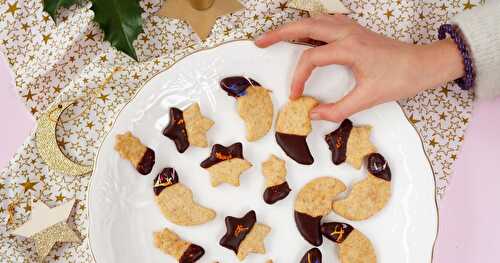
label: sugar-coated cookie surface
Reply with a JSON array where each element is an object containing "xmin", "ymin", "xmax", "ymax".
[
  {"xmin": 154, "ymin": 168, "xmax": 216, "ymax": 226},
  {"xmin": 333, "ymin": 153, "xmax": 391, "ymax": 221},
  {"xmin": 200, "ymin": 143, "xmax": 252, "ymax": 187},
  {"xmin": 262, "ymin": 155, "xmax": 291, "ymax": 204},
  {"xmin": 114, "ymin": 131, "xmax": 155, "ymax": 175},
  {"xmin": 220, "ymin": 76, "xmax": 273, "ymax": 141},
  {"xmin": 294, "ymin": 177, "xmax": 346, "ymax": 246},
  {"xmin": 153, "ymin": 228, "xmax": 205, "ymax": 263},
  {"xmin": 321, "ymin": 222, "xmax": 377, "ymax": 263}
]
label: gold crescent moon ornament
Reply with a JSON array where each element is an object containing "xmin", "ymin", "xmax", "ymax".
[{"xmin": 35, "ymin": 100, "xmax": 93, "ymax": 176}]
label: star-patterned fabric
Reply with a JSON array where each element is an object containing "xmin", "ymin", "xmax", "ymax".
[{"xmin": 0, "ymin": 0, "xmax": 483, "ymax": 261}]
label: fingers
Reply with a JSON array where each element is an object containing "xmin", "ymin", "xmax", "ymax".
[
  {"xmin": 290, "ymin": 44, "xmax": 353, "ymax": 99},
  {"xmin": 255, "ymin": 16, "xmax": 351, "ymax": 48},
  {"xmin": 310, "ymin": 87, "xmax": 371, "ymax": 122}
]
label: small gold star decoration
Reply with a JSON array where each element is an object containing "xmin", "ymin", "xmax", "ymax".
[
  {"xmin": 287, "ymin": 0, "xmax": 350, "ymax": 16},
  {"xmin": 157, "ymin": 0, "xmax": 244, "ymax": 40},
  {"xmin": 12, "ymin": 199, "xmax": 80, "ymax": 262}
]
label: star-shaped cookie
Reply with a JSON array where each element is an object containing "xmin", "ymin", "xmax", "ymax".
[
  {"xmin": 219, "ymin": 210, "xmax": 271, "ymax": 261},
  {"xmin": 12, "ymin": 200, "xmax": 80, "ymax": 261},
  {"xmin": 200, "ymin": 143, "xmax": 252, "ymax": 187},
  {"xmin": 163, "ymin": 103, "xmax": 214, "ymax": 153},
  {"xmin": 325, "ymin": 119, "xmax": 376, "ymax": 169}
]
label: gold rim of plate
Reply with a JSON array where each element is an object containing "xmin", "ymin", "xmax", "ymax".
[{"xmin": 85, "ymin": 39, "xmax": 439, "ymax": 263}]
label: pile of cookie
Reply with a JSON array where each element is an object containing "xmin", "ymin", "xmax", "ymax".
[{"xmin": 114, "ymin": 77, "xmax": 393, "ymax": 263}]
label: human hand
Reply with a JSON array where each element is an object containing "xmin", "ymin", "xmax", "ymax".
[{"xmin": 255, "ymin": 15, "xmax": 464, "ymax": 122}]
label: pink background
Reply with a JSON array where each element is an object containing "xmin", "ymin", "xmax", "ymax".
[{"xmin": 1, "ymin": 52, "xmax": 499, "ymax": 262}]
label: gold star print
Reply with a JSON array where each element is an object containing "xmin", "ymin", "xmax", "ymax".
[
  {"xmin": 100, "ymin": 55, "xmax": 107, "ymax": 62},
  {"xmin": 24, "ymin": 203, "xmax": 31, "ymax": 212},
  {"xmin": 463, "ymin": 0, "xmax": 476, "ymax": 10},
  {"xmin": 287, "ymin": 0, "xmax": 350, "ymax": 16},
  {"xmin": 55, "ymin": 193, "xmax": 65, "ymax": 202},
  {"xmin": 439, "ymin": 112, "xmax": 447, "ymax": 120},
  {"xmin": 279, "ymin": 2, "xmax": 287, "ymax": 11},
  {"xmin": 462, "ymin": 117, "xmax": 469, "ymax": 125},
  {"xmin": 53, "ymin": 85, "xmax": 61, "ymax": 93},
  {"xmin": 20, "ymin": 178, "xmax": 37, "ymax": 192},
  {"xmin": 86, "ymin": 122, "xmax": 94, "ymax": 129},
  {"xmin": 30, "ymin": 107, "xmax": 38, "ymax": 114},
  {"xmin": 12, "ymin": 200, "xmax": 80, "ymax": 262},
  {"xmin": 429, "ymin": 138, "xmax": 438, "ymax": 147},
  {"xmin": 408, "ymin": 114, "xmax": 420, "ymax": 124},
  {"xmin": 42, "ymin": 34, "xmax": 51, "ymax": 44},
  {"xmin": 0, "ymin": 183, "xmax": 3, "ymax": 190},
  {"xmin": 440, "ymin": 4, "xmax": 448, "ymax": 11},
  {"xmin": 86, "ymin": 32, "xmax": 96, "ymax": 41},
  {"xmin": 57, "ymin": 138, "xmax": 68, "ymax": 149},
  {"xmin": 21, "ymin": 23, "xmax": 30, "ymax": 31},
  {"xmin": 42, "ymin": 15, "xmax": 50, "ymax": 22},
  {"xmin": 22, "ymin": 89, "xmax": 35, "ymax": 101},
  {"xmin": 384, "ymin": 9, "xmax": 393, "ymax": 20},
  {"xmin": 440, "ymin": 86, "xmax": 450, "ymax": 96},
  {"xmin": 5, "ymin": 1, "xmax": 19, "ymax": 16},
  {"xmin": 158, "ymin": 0, "xmax": 244, "ymax": 40},
  {"xmin": 97, "ymin": 93, "xmax": 109, "ymax": 102}
]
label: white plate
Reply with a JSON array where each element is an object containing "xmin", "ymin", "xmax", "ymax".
[{"xmin": 88, "ymin": 41, "xmax": 437, "ymax": 263}]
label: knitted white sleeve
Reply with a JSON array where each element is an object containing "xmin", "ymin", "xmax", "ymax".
[{"xmin": 451, "ymin": 1, "xmax": 500, "ymax": 99}]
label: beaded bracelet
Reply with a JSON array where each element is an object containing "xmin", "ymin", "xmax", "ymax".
[{"xmin": 438, "ymin": 24, "xmax": 475, "ymax": 90}]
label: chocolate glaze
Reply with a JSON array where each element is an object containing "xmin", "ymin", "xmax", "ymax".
[
  {"xmin": 275, "ymin": 132, "xmax": 314, "ymax": 165},
  {"xmin": 325, "ymin": 119, "xmax": 353, "ymax": 165},
  {"xmin": 200, "ymin": 143, "xmax": 244, "ymax": 168},
  {"xmin": 163, "ymin": 107, "xmax": 189, "ymax": 153},
  {"xmin": 367, "ymin": 153, "xmax": 391, "ymax": 181},
  {"xmin": 153, "ymin": 167, "xmax": 179, "ymax": 196},
  {"xmin": 300, "ymin": 247, "xmax": 322, "ymax": 263},
  {"xmin": 263, "ymin": 182, "xmax": 291, "ymax": 204},
  {"xmin": 321, "ymin": 222, "xmax": 354, "ymax": 244},
  {"xmin": 294, "ymin": 211, "xmax": 323, "ymax": 246},
  {"xmin": 137, "ymin": 148, "xmax": 155, "ymax": 175},
  {"xmin": 179, "ymin": 244, "xmax": 205, "ymax": 263},
  {"xmin": 220, "ymin": 76, "xmax": 261, "ymax": 97},
  {"xmin": 219, "ymin": 210, "xmax": 256, "ymax": 254}
]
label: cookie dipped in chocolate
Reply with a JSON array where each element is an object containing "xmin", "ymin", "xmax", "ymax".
[
  {"xmin": 294, "ymin": 211, "xmax": 323, "ymax": 246},
  {"xmin": 220, "ymin": 76, "xmax": 261, "ymax": 97},
  {"xmin": 300, "ymin": 247, "xmax": 322, "ymax": 263},
  {"xmin": 200, "ymin": 143, "xmax": 244, "ymax": 168},
  {"xmin": 275, "ymin": 132, "xmax": 314, "ymax": 165},
  {"xmin": 219, "ymin": 210, "xmax": 256, "ymax": 254},
  {"xmin": 367, "ymin": 153, "xmax": 391, "ymax": 181},
  {"xmin": 321, "ymin": 222, "xmax": 354, "ymax": 243},
  {"xmin": 163, "ymin": 107, "xmax": 189, "ymax": 153},
  {"xmin": 179, "ymin": 244, "xmax": 205, "ymax": 263},
  {"xmin": 263, "ymin": 182, "xmax": 291, "ymax": 204},
  {"xmin": 325, "ymin": 119, "xmax": 353, "ymax": 165},
  {"xmin": 137, "ymin": 148, "xmax": 155, "ymax": 175},
  {"xmin": 153, "ymin": 167, "xmax": 179, "ymax": 196}
]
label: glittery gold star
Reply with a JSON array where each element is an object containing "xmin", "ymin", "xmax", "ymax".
[
  {"xmin": 22, "ymin": 89, "xmax": 35, "ymax": 101},
  {"xmin": 21, "ymin": 23, "xmax": 30, "ymax": 30},
  {"xmin": 86, "ymin": 32, "xmax": 96, "ymax": 41},
  {"xmin": 20, "ymin": 178, "xmax": 37, "ymax": 192},
  {"xmin": 463, "ymin": 0, "xmax": 476, "ymax": 10},
  {"xmin": 100, "ymin": 55, "xmax": 108, "ymax": 62},
  {"xmin": 5, "ymin": 1, "xmax": 20, "ymax": 16},
  {"xmin": 30, "ymin": 107, "xmax": 38, "ymax": 114},
  {"xmin": 55, "ymin": 193, "xmax": 65, "ymax": 202},
  {"xmin": 440, "ymin": 86, "xmax": 450, "ymax": 96},
  {"xmin": 429, "ymin": 138, "xmax": 438, "ymax": 147},
  {"xmin": 279, "ymin": 2, "xmax": 287, "ymax": 11},
  {"xmin": 42, "ymin": 15, "xmax": 50, "ymax": 22},
  {"xmin": 86, "ymin": 122, "xmax": 94, "ymax": 129},
  {"xmin": 439, "ymin": 112, "xmax": 447, "ymax": 120},
  {"xmin": 384, "ymin": 9, "xmax": 393, "ymax": 19},
  {"xmin": 97, "ymin": 93, "xmax": 109, "ymax": 102},
  {"xmin": 12, "ymin": 200, "xmax": 80, "ymax": 262},
  {"xmin": 42, "ymin": 34, "xmax": 51, "ymax": 44},
  {"xmin": 53, "ymin": 85, "xmax": 61, "ymax": 93}
]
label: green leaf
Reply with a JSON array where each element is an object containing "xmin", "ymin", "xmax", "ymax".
[
  {"xmin": 90, "ymin": 0, "xmax": 143, "ymax": 61},
  {"xmin": 43, "ymin": 0, "xmax": 79, "ymax": 21}
]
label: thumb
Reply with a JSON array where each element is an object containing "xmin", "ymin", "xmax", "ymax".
[{"xmin": 310, "ymin": 88, "xmax": 369, "ymax": 122}]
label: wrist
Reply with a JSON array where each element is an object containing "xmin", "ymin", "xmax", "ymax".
[{"xmin": 414, "ymin": 39, "xmax": 465, "ymax": 91}]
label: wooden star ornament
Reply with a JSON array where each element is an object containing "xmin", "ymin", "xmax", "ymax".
[
  {"xmin": 158, "ymin": 0, "xmax": 244, "ymax": 40},
  {"xmin": 12, "ymin": 199, "xmax": 80, "ymax": 261},
  {"xmin": 287, "ymin": 0, "xmax": 350, "ymax": 16}
]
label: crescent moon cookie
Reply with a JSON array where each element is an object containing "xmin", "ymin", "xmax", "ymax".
[
  {"xmin": 154, "ymin": 167, "xmax": 215, "ymax": 226},
  {"xmin": 321, "ymin": 222, "xmax": 377, "ymax": 263},
  {"xmin": 200, "ymin": 142, "xmax": 252, "ymax": 187},
  {"xmin": 294, "ymin": 177, "xmax": 346, "ymax": 246},
  {"xmin": 333, "ymin": 153, "xmax": 391, "ymax": 221},
  {"xmin": 220, "ymin": 77, "xmax": 273, "ymax": 141},
  {"xmin": 114, "ymin": 132, "xmax": 155, "ymax": 175},
  {"xmin": 163, "ymin": 103, "xmax": 214, "ymax": 153},
  {"xmin": 153, "ymin": 228, "xmax": 205, "ymax": 263},
  {"xmin": 262, "ymin": 154, "xmax": 291, "ymax": 204},
  {"xmin": 300, "ymin": 247, "xmax": 322, "ymax": 263},
  {"xmin": 275, "ymin": 96, "xmax": 319, "ymax": 165},
  {"xmin": 219, "ymin": 210, "xmax": 271, "ymax": 261},
  {"xmin": 325, "ymin": 119, "xmax": 376, "ymax": 169}
]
